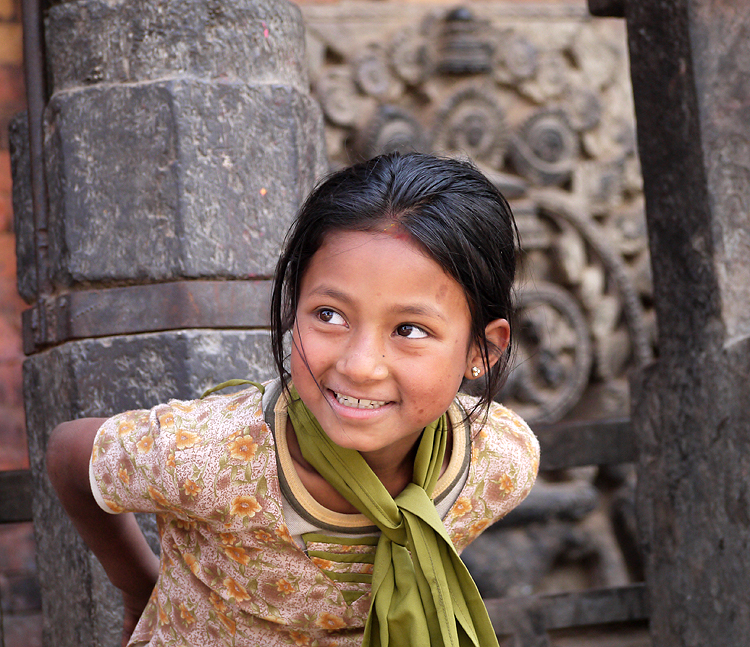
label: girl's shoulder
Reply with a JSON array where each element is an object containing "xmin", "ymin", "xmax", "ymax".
[
  {"xmin": 91, "ymin": 381, "xmax": 280, "ymax": 520},
  {"xmin": 146, "ymin": 382, "xmax": 271, "ymax": 443},
  {"xmin": 444, "ymin": 395, "xmax": 539, "ymax": 552},
  {"xmin": 456, "ymin": 393, "xmax": 536, "ymax": 437},
  {"xmin": 455, "ymin": 393, "xmax": 540, "ymax": 469},
  {"xmin": 166, "ymin": 381, "xmax": 266, "ymax": 415}
]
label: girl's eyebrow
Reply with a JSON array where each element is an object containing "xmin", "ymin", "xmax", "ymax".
[
  {"xmin": 308, "ymin": 286, "xmax": 352, "ymax": 304},
  {"xmin": 389, "ymin": 304, "xmax": 447, "ymax": 321}
]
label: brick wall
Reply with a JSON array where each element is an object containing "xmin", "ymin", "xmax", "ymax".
[
  {"xmin": 0, "ymin": 1, "xmax": 40, "ymax": 646},
  {"xmin": 0, "ymin": 0, "xmax": 24, "ymax": 473}
]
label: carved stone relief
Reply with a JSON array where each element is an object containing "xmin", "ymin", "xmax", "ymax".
[
  {"xmin": 302, "ymin": 2, "xmax": 652, "ymax": 427},
  {"xmin": 302, "ymin": 2, "xmax": 650, "ymax": 598}
]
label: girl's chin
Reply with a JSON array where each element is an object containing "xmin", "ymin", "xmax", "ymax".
[{"xmin": 320, "ymin": 417, "xmax": 424, "ymax": 460}]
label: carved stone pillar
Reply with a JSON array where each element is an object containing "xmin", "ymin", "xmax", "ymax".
[
  {"xmin": 627, "ymin": 1, "xmax": 750, "ymax": 644},
  {"xmin": 11, "ymin": 1, "xmax": 325, "ymax": 644}
]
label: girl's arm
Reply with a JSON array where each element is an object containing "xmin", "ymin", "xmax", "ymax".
[{"xmin": 46, "ymin": 418, "xmax": 160, "ymax": 647}]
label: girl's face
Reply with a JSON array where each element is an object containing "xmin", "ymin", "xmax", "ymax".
[{"xmin": 290, "ymin": 229, "xmax": 496, "ymax": 465}]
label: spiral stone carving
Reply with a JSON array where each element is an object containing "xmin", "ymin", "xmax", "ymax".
[
  {"xmin": 433, "ymin": 87, "xmax": 508, "ymax": 165},
  {"xmin": 532, "ymin": 191, "xmax": 652, "ymax": 371},
  {"xmin": 510, "ymin": 109, "xmax": 578, "ymax": 186},
  {"xmin": 355, "ymin": 46, "xmax": 402, "ymax": 99},
  {"xmin": 492, "ymin": 29, "xmax": 539, "ymax": 84},
  {"xmin": 390, "ymin": 28, "xmax": 429, "ymax": 85},
  {"xmin": 503, "ymin": 281, "xmax": 593, "ymax": 425},
  {"xmin": 357, "ymin": 105, "xmax": 427, "ymax": 159},
  {"xmin": 563, "ymin": 85, "xmax": 603, "ymax": 132},
  {"xmin": 519, "ymin": 51, "xmax": 569, "ymax": 103},
  {"xmin": 315, "ymin": 68, "xmax": 362, "ymax": 127}
]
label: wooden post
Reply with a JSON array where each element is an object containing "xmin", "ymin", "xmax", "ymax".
[{"xmin": 626, "ymin": 1, "xmax": 750, "ymax": 644}]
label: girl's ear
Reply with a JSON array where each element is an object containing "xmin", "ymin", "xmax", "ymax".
[{"xmin": 465, "ymin": 319, "xmax": 511, "ymax": 379}]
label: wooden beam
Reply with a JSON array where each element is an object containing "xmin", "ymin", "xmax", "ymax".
[
  {"xmin": 486, "ymin": 584, "xmax": 648, "ymax": 636},
  {"xmin": 535, "ymin": 417, "xmax": 635, "ymax": 470},
  {"xmin": 587, "ymin": 0, "xmax": 625, "ymax": 18},
  {"xmin": 626, "ymin": 0, "xmax": 750, "ymax": 643},
  {"xmin": 0, "ymin": 470, "xmax": 33, "ymax": 523}
]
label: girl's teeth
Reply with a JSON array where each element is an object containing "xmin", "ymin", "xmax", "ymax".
[{"xmin": 335, "ymin": 393, "xmax": 386, "ymax": 409}]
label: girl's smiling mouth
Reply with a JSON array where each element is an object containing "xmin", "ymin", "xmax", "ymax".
[{"xmin": 333, "ymin": 391, "xmax": 388, "ymax": 409}]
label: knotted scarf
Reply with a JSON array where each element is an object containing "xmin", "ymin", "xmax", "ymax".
[{"xmin": 286, "ymin": 386, "xmax": 500, "ymax": 647}]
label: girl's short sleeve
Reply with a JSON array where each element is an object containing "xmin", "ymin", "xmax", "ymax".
[
  {"xmin": 88, "ymin": 388, "xmax": 273, "ymax": 525},
  {"xmin": 89, "ymin": 404, "xmax": 184, "ymax": 516}
]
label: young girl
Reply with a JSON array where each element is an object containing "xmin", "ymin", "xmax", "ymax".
[{"xmin": 47, "ymin": 153, "xmax": 539, "ymax": 647}]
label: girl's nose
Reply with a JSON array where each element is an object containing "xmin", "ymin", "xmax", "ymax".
[{"xmin": 336, "ymin": 333, "xmax": 389, "ymax": 382}]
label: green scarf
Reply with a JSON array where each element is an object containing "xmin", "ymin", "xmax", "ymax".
[{"xmin": 286, "ymin": 387, "xmax": 500, "ymax": 647}]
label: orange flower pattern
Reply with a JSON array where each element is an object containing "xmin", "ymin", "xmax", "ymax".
[
  {"xmin": 183, "ymin": 553, "xmax": 200, "ymax": 577},
  {"xmin": 182, "ymin": 479, "xmax": 201, "ymax": 497},
  {"xmin": 223, "ymin": 577, "xmax": 251, "ymax": 603},
  {"xmin": 175, "ymin": 429, "xmax": 200, "ymax": 450},
  {"xmin": 217, "ymin": 611, "xmax": 237, "ymax": 635},
  {"xmin": 310, "ymin": 557, "xmax": 334, "ymax": 571},
  {"xmin": 90, "ymin": 385, "xmax": 538, "ymax": 646},
  {"xmin": 210, "ymin": 591, "xmax": 229, "ymax": 613},
  {"xmin": 136, "ymin": 435, "xmax": 154, "ymax": 454},
  {"xmin": 315, "ymin": 612, "xmax": 347, "ymax": 631},
  {"xmin": 227, "ymin": 436, "xmax": 258, "ymax": 462},
  {"xmin": 497, "ymin": 473, "xmax": 514, "ymax": 495},
  {"xmin": 276, "ymin": 579, "xmax": 295, "ymax": 596},
  {"xmin": 178, "ymin": 602, "xmax": 196, "ymax": 626},
  {"xmin": 224, "ymin": 546, "xmax": 252, "ymax": 565},
  {"xmin": 453, "ymin": 496, "xmax": 472, "ymax": 517},
  {"xmin": 117, "ymin": 420, "xmax": 135, "ymax": 437},
  {"xmin": 230, "ymin": 495, "xmax": 261, "ymax": 519}
]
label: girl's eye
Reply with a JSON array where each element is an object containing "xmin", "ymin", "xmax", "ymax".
[
  {"xmin": 395, "ymin": 324, "xmax": 428, "ymax": 339},
  {"xmin": 317, "ymin": 309, "xmax": 346, "ymax": 325}
]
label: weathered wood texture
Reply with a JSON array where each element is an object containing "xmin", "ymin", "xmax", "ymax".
[
  {"xmin": 627, "ymin": 1, "xmax": 750, "ymax": 645},
  {"xmin": 586, "ymin": 0, "xmax": 624, "ymax": 18},
  {"xmin": 535, "ymin": 418, "xmax": 634, "ymax": 471},
  {"xmin": 0, "ymin": 470, "xmax": 33, "ymax": 523},
  {"xmin": 486, "ymin": 584, "xmax": 648, "ymax": 645}
]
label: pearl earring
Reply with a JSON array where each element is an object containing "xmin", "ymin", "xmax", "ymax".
[{"xmin": 471, "ymin": 366, "xmax": 481, "ymax": 378}]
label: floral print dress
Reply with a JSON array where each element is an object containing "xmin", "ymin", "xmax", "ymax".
[{"xmin": 89, "ymin": 383, "xmax": 539, "ymax": 646}]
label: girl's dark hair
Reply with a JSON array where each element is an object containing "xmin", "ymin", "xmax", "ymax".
[{"xmin": 270, "ymin": 152, "xmax": 519, "ymax": 414}]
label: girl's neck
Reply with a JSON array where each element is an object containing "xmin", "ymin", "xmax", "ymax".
[{"xmin": 284, "ymin": 418, "xmax": 451, "ymax": 515}]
